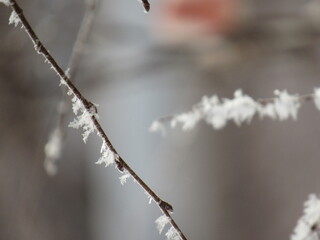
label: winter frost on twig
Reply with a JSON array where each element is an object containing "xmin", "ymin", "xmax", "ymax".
[
  {"xmin": 291, "ymin": 194, "xmax": 320, "ymax": 240},
  {"xmin": 68, "ymin": 96, "xmax": 98, "ymax": 143},
  {"xmin": 119, "ymin": 172, "xmax": 131, "ymax": 185},
  {"xmin": 9, "ymin": 11, "xmax": 20, "ymax": 27},
  {"xmin": 166, "ymin": 226, "xmax": 180, "ymax": 240},
  {"xmin": 2, "ymin": 1, "xmax": 187, "ymax": 239},
  {"xmin": 155, "ymin": 215, "xmax": 170, "ymax": 234},
  {"xmin": 95, "ymin": 140, "xmax": 116, "ymax": 167},
  {"xmin": 151, "ymin": 88, "xmax": 320, "ymax": 133},
  {"xmin": 149, "ymin": 120, "xmax": 166, "ymax": 136}
]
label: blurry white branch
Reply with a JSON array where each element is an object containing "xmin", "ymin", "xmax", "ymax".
[
  {"xmin": 44, "ymin": 0, "xmax": 98, "ymax": 176},
  {"xmin": 151, "ymin": 89, "xmax": 320, "ymax": 134}
]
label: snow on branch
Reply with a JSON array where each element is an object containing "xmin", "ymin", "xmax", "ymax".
[
  {"xmin": 291, "ymin": 194, "xmax": 320, "ymax": 240},
  {"xmin": 155, "ymin": 215, "xmax": 170, "ymax": 234},
  {"xmin": 1, "ymin": 1, "xmax": 187, "ymax": 239},
  {"xmin": 151, "ymin": 89, "xmax": 319, "ymax": 134}
]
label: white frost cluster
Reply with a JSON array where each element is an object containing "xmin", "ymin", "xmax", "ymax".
[
  {"xmin": 165, "ymin": 226, "xmax": 180, "ymax": 240},
  {"xmin": 95, "ymin": 140, "xmax": 116, "ymax": 167},
  {"xmin": 155, "ymin": 215, "xmax": 170, "ymax": 234},
  {"xmin": 145, "ymin": 191, "xmax": 153, "ymax": 204},
  {"xmin": 155, "ymin": 216, "xmax": 180, "ymax": 240},
  {"xmin": 44, "ymin": 128, "xmax": 63, "ymax": 176},
  {"xmin": 151, "ymin": 89, "xmax": 302, "ymax": 132},
  {"xmin": 68, "ymin": 96, "xmax": 97, "ymax": 143},
  {"xmin": 291, "ymin": 194, "xmax": 320, "ymax": 240},
  {"xmin": 0, "ymin": 0, "xmax": 10, "ymax": 6},
  {"xmin": 119, "ymin": 172, "xmax": 131, "ymax": 185},
  {"xmin": 9, "ymin": 11, "xmax": 20, "ymax": 27},
  {"xmin": 68, "ymin": 95, "xmax": 117, "ymax": 169},
  {"xmin": 149, "ymin": 120, "xmax": 166, "ymax": 136}
]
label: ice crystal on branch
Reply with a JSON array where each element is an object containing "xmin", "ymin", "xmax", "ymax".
[
  {"xmin": 151, "ymin": 89, "xmax": 304, "ymax": 132},
  {"xmin": 155, "ymin": 215, "xmax": 170, "ymax": 234},
  {"xmin": 144, "ymin": 191, "xmax": 153, "ymax": 204},
  {"xmin": 166, "ymin": 226, "xmax": 180, "ymax": 240},
  {"xmin": 149, "ymin": 120, "xmax": 166, "ymax": 135},
  {"xmin": 68, "ymin": 95, "xmax": 98, "ymax": 143},
  {"xmin": 9, "ymin": 11, "xmax": 20, "ymax": 27},
  {"xmin": 291, "ymin": 194, "xmax": 320, "ymax": 240},
  {"xmin": 119, "ymin": 172, "xmax": 130, "ymax": 185},
  {"xmin": 95, "ymin": 140, "xmax": 116, "ymax": 167},
  {"xmin": 273, "ymin": 90, "xmax": 300, "ymax": 120}
]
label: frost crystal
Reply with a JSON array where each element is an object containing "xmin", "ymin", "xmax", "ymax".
[
  {"xmin": 291, "ymin": 194, "xmax": 320, "ymax": 240},
  {"xmin": 71, "ymin": 96, "xmax": 83, "ymax": 115},
  {"xmin": 314, "ymin": 88, "xmax": 320, "ymax": 111},
  {"xmin": 144, "ymin": 191, "xmax": 153, "ymax": 204},
  {"xmin": 68, "ymin": 95, "xmax": 98, "ymax": 143},
  {"xmin": 153, "ymin": 89, "xmax": 302, "ymax": 133},
  {"xmin": 273, "ymin": 90, "xmax": 300, "ymax": 120},
  {"xmin": 155, "ymin": 215, "xmax": 170, "ymax": 234},
  {"xmin": 149, "ymin": 120, "xmax": 166, "ymax": 136},
  {"xmin": 174, "ymin": 111, "xmax": 202, "ymax": 131},
  {"xmin": 224, "ymin": 90, "xmax": 257, "ymax": 126},
  {"xmin": 165, "ymin": 226, "xmax": 180, "ymax": 240},
  {"xmin": 119, "ymin": 173, "xmax": 130, "ymax": 185},
  {"xmin": 9, "ymin": 11, "xmax": 20, "ymax": 27},
  {"xmin": 95, "ymin": 140, "xmax": 116, "ymax": 167},
  {"xmin": 0, "ymin": 0, "xmax": 10, "ymax": 6}
]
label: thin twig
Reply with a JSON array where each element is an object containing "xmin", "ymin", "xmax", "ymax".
[
  {"xmin": 3, "ymin": 1, "xmax": 187, "ymax": 239},
  {"xmin": 141, "ymin": 0, "xmax": 150, "ymax": 12},
  {"xmin": 44, "ymin": 0, "xmax": 98, "ymax": 175}
]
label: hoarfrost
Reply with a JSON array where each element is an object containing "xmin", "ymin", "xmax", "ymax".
[
  {"xmin": 9, "ymin": 11, "xmax": 20, "ymax": 27},
  {"xmin": 291, "ymin": 194, "xmax": 320, "ymax": 240},
  {"xmin": 153, "ymin": 89, "xmax": 303, "ymax": 133},
  {"xmin": 174, "ymin": 111, "xmax": 202, "ymax": 131},
  {"xmin": 149, "ymin": 120, "xmax": 166, "ymax": 136},
  {"xmin": 119, "ymin": 173, "xmax": 130, "ymax": 185},
  {"xmin": 95, "ymin": 140, "xmax": 116, "ymax": 167},
  {"xmin": 155, "ymin": 215, "xmax": 170, "ymax": 234},
  {"xmin": 273, "ymin": 90, "xmax": 300, "ymax": 120},
  {"xmin": 165, "ymin": 226, "xmax": 180, "ymax": 240},
  {"xmin": 68, "ymin": 95, "xmax": 98, "ymax": 143},
  {"xmin": 144, "ymin": 191, "xmax": 153, "ymax": 204}
]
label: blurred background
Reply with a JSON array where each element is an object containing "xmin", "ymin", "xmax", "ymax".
[{"xmin": 1, "ymin": 0, "xmax": 320, "ymax": 240}]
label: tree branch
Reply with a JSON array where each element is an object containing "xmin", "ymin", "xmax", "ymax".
[
  {"xmin": 152, "ymin": 90, "xmax": 318, "ymax": 133},
  {"xmin": 2, "ymin": 1, "xmax": 187, "ymax": 239}
]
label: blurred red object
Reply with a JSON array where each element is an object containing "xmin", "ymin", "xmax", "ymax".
[{"xmin": 154, "ymin": 0, "xmax": 241, "ymax": 44}]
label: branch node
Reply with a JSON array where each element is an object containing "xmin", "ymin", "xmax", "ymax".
[
  {"xmin": 160, "ymin": 200, "xmax": 174, "ymax": 213},
  {"xmin": 116, "ymin": 159, "xmax": 125, "ymax": 172}
]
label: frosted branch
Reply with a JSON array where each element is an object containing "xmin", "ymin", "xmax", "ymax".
[
  {"xmin": 1, "ymin": 1, "xmax": 186, "ymax": 239},
  {"xmin": 151, "ymin": 89, "xmax": 320, "ymax": 133},
  {"xmin": 291, "ymin": 194, "xmax": 320, "ymax": 240}
]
